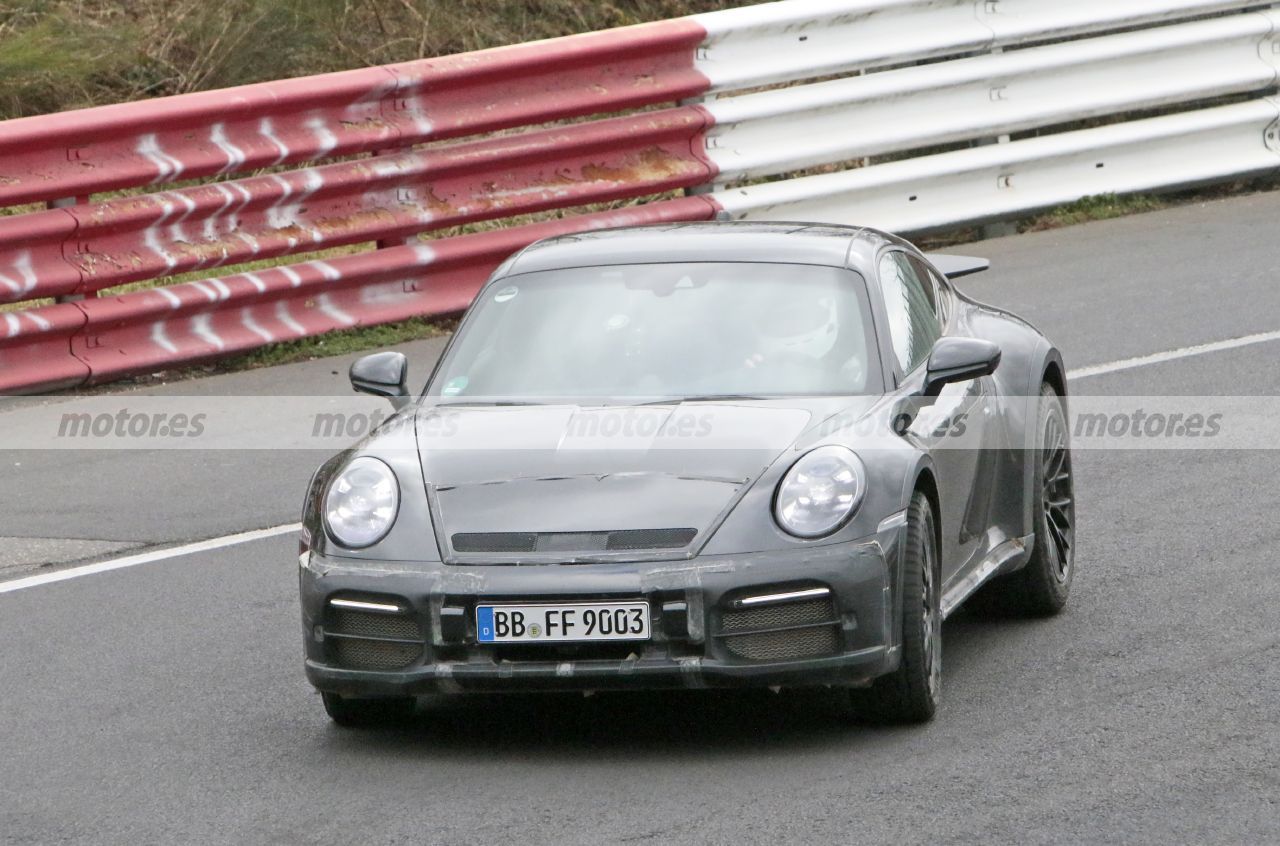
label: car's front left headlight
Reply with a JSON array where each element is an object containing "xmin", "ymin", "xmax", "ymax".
[
  {"xmin": 323, "ymin": 456, "xmax": 400, "ymax": 548},
  {"xmin": 774, "ymin": 445, "xmax": 866, "ymax": 538}
]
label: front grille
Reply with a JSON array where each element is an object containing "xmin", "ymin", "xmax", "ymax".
[
  {"xmin": 724, "ymin": 626, "xmax": 839, "ymax": 661},
  {"xmin": 326, "ymin": 606, "xmax": 423, "ymax": 671},
  {"xmin": 721, "ymin": 598, "xmax": 836, "ymax": 632},
  {"xmin": 451, "ymin": 528, "xmax": 696, "ymax": 554},
  {"xmin": 718, "ymin": 596, "xmax": 840, "ymax": 662}
]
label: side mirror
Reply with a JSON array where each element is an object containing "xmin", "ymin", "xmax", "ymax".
[
  {"xmin": 349, "ymin": 352, "xmax": 410, "ymax": 409},
  {"xmin": 922, "ymin": 337, "xmax": 1001, "ymax": 398}
]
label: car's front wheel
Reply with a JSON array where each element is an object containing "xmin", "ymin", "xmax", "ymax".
[
  {"xmin": 848, "ymin": 489, "xmax": 940, "ymax": 724},
  {"xmin": 971, "ymin": 382, "xmax": 1075, "ymax": 617},
  {"xmin": 1017, "ymin": 382, "xmax": 1075, "ymax": 614},
  {"xmin": 321, "ymin": 691, "xmax": 416, "ymax": 727}
]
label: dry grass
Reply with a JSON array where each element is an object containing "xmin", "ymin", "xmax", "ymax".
[{"xmin": 0, "ymin": 0, "xmax": 737, "ymax": 119}]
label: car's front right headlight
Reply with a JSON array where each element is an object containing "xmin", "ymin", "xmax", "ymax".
[
  {"xmin": 323, "ymin": 456, "xmax": 399, "ymax": 548},
  {"xmin": 774, "ymin": 445, "xmax": 866, "ymax": 538}
]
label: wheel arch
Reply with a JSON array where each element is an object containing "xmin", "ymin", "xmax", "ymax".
[
  {"xmin": 1011, "ymin": 345, "xmax": 1068, "ymax": 541},
  {"xmin": 911, "ymin": 465, "xmax": 942, "ymax": 558},
  {"xmin": 1041, "ymin": 349, "xmax": 1068, "ymax": 405},
  {"xmin": 885, "ymin": 461, "xmax": 942, "ymax": 667}
]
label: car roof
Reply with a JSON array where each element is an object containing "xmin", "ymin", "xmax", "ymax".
[{"xmin": 498, "ymin": 221, "xmax": 899, "ymax": 278}]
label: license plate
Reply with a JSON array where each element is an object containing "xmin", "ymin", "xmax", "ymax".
[{"xmin": 476, "ymin": 602, "xmax": 650, "ymax": 643}]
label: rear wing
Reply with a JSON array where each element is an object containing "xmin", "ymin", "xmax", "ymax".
[{"xmin": 926, "ymin": 253, "xmax": 989, "ymax": 280}]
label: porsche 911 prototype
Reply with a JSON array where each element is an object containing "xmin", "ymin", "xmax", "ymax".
[{"xmin": 298, "ymin": 222, "xmax": 1076, "ymax": 726}]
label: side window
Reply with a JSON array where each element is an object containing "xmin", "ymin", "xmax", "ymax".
[
  {"xmin": 877, "ymin": 251, "xmax": 942, "ymax": 374},
  {"xmin": 907, "ymin": 254, "xmax": 949, "ymax": 324}
]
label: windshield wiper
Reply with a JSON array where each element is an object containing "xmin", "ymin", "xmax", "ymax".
[
  {"xmin": 433, "ymin": 399, "xmax": 543, "ymax": 407},
  {"xmin": 631, "ymin": 394, "xmax": 767, "ymax": 405},
  {"xmin": 435, "ymin": 395, "xmax": 767, "ymax": 407}
]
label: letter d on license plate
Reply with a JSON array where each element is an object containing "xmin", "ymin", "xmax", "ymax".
[{"xmin": 476, "ymin": 602, "xmax": 650, "ymax": 643}]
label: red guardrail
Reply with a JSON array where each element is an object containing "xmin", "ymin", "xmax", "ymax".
[
  {"xmin": 5, "ymin": 108, "xmax": 714, "ymax": 303},
  {"xmin": 0, "ymin": 18, "xmax": 717, "ymax": 393},
  {"xmin": 0, "ymin": 21, "xmax": 709, "ymax": 206}
]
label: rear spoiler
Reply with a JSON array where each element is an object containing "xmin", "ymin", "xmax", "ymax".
[{"xmin": 926, "ymin": 253, "xmax": 989, "ymax": 280}]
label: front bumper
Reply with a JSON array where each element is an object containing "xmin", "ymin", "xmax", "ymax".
[{"xmin": 299, "ymin": 531, "xmax": 903, "ymax": 696}]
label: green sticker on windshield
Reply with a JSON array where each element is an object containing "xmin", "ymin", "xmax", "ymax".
[{"xmin": 442, "ymin": 376, "xmax": 468, "ymax": 396}]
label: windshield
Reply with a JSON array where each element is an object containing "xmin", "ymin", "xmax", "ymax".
[{"xmin": 426, "ymin": 262, "xmax": 881, "ymax": 402}]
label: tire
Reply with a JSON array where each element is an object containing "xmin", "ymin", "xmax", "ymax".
[
  {"xmin": 848, "ymin": 490, "xmax": 941, "ymax": 724},
  {"xmin": 321, "ymin": 691, "xmax": 416, "ymax": 727},
  {"xmin": 973, "ymin": 383, "xmax": 1075, "ymax": 617}
]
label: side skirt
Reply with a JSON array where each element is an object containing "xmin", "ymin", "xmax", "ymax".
[{"xmin": 939, "ymin": 532, "xmax": 1034, "ymax": 619}]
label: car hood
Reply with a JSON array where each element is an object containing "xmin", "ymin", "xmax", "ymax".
[{"xmin": 413, "ymin": 398, "xmax": 876, "ymax": 559}]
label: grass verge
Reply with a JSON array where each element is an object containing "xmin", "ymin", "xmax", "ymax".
[{"xmin": 916, "ymin": 173, "xmax": 1280, "ymax": 249}]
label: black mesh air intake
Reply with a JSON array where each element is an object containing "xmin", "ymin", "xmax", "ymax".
[
  {"xmin": 326, "ymin": 606, "xmax": 423, "ymax": 670},
  {"xmin": 719, "ymin": 596, "xmax": 840, "ymax": 662},
  {"xmin": 723, "ymin": 626, "xmax": 839, "ymax": 661},
  {"xmin": 331, "ymin": 608, "xmax": 421, "ymax": 640},
  {"xmin": 452, "ymin": 532, "xmax": 537, "ymax": 552},
  {"xmin": 451, "ymin": 528, "xmax": 696, "ymax": 554},
  {"xmin": 605, "ymin": 528, "xmax": 697, "ymax": 550},
  {"xmin": 721, "ymin": 598, "xmax": 836, "ymax": 632},
  {"xmin": 332, "ymin": 637, "xmax": 423, "ymax": 670}
]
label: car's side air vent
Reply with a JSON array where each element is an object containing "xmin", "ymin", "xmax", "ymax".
[{"xmin": 451, "ymin": 528, "xmax": 697, "ymax": 554}]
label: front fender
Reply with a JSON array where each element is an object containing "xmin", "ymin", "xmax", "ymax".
[{"xmin": 1009, "ymin": 342, "xmax": 1066, "ymax": 539}]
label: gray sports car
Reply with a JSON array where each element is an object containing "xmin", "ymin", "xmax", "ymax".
[{"xmin": 298, "ymin": 222, "xmax": 1075, "ymax": 726}]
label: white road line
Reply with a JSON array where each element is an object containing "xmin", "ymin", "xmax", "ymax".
[
  {"xmin": 0, "ymin": 523, "xmax": 300, "ymax": 596},
  {"xmin": 1068, "ymin": 328, "xmax": 1280, "ymax": 380}
]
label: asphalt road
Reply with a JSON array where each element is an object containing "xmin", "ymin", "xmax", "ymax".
[{"xmin": 3, "ymin": 192, "xmax": 1280, "ymax": 844}]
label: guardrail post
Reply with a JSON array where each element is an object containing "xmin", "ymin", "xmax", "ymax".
[
  {"xmin": 977, "ymin": 47, "xmax": 1018, "ymax": 240},
  {"xmin": 372, "ymin": 149, "xmax": 414, "ymax": 249},
  {"xmin": 682, "ymin": 93, "xmax": 722, "ymax": 196},
  {"xmin": 47, "ymin": 196, "xmax": 95, "ymax": 304}
]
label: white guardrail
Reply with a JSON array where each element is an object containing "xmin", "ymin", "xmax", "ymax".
[{"xmin": 692, "ymin": 0, "xmax": 1280, "ymax": 231}]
